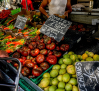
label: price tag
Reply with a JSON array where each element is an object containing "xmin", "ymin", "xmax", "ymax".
[
  {"xmin": 40, "ymin": 15, "xmax": 72, "ymax": 42},
  {"xmin": 92, "ymin": 30, "xmax": 95, "ymax": 34},
  {"xmin": 77, "ymin": 37, "xmax": 81, "ymax": 43},
  {"xmin": 14, "ymin": 15, "xmax": 27, "ymax": 30},
  {"xmin": 75, "ymin": 61, "xmax": 99, "ymax": 91}
]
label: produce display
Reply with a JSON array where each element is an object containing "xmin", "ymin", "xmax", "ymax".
[
  {"xmin": 12, "ymin": 34, "xmax": 70, "ymax": 78},
  {"xmin": 0, "ymin": 9, "xmax": 98, "ymax": 91},
  {"xmin": 38, "ymin": 51, "xmax": 99, "ymax": 91},
  {"xmin": 0, "ymin": 34, "xmax": 25, "ymax": 53},
  {"xmin": 0, "ymin": 10, "xmax": 11, "ymax": 19},
  {"xmin": 0, "ymin": 17, "xmax": 41, "ymax": 53},
  {"xmin": 69, "ymin": 23, "xmax": 96, "ymax": 33}
]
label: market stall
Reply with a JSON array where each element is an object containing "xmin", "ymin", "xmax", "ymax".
[{"xmin": 1, "ymin": 0, "xmax": 99, "ymax": 91}]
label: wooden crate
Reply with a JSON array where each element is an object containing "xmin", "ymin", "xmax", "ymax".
[{"xmin": 77, "ymin": 0, "xmax": 91, "ymax": 7}]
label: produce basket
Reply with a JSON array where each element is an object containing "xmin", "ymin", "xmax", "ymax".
[
  {"xmin": 0, "ymin": 57, "xmax": 22, "ymax": 91},
  {"xmin": 30, "ymin": 65, "xmax": 53, "ymax": 84},
  {"xmin": 7, "ymin": 61, "xmax": 43, "ymax": 91},
  {"xmin": 19, "ymin": 77, "xmax": 43, "ymax": 91}
]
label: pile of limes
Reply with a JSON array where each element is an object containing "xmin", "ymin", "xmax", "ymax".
[
  {"xmin": 38, "ymin": 51, "xmax": 79, "ymax": 91},
  {"xmin": 38, "ymin": 51, "xmax": 99, "ymax": 91}
]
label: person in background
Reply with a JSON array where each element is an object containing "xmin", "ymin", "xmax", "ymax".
[
  {"xmin": 0, "ymin": 50, "xmax": 11, "ymax": 63},
  {"xmin": 0, "ymin": 50, "xmax": 9, "ymax": 58},
  {"xmin": 39, "ymin": 0, "xmax": 72, "ymax": 18},
  {"xmin": 21, "ymin": 0, "xmax": 34, "ymax": 11}
]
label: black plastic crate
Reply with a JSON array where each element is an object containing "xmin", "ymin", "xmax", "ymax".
[
  {"xmin": 69, "ymin": 22, "xmax": 98, "ymax": 37},
  {"xmin": 70, "ymin": 36, "xmax": 99, "ymax": 55}
]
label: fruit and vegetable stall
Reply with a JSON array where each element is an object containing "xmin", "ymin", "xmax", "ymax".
[{"xmin": 0, "ymin": 9, "xmax": 99, "ymax": 91}]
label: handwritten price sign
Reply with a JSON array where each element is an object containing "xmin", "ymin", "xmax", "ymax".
[
  {"xmin": 40, "ymin": 15, "xmax": 72, "ymax": 42},
  {"xmin": 75, "ymin": 61, "xmax": 99, "ymax": 91}
]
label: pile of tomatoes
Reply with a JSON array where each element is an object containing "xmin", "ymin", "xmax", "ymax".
[{"xmin": 12, "ymin": 35, "xmax": 69, "ymax": 78}]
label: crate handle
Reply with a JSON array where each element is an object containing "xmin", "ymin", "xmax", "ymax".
[{"xmin": 0, "ymin": 57, "xmax": 21, "ymax": 91}]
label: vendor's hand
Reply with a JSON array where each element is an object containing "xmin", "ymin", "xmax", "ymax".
[
  {"xmin": 64, "ymin": 11, "xmax": 69, "ymax": 18},
  {"xmin": 0, "ymin": 50, "xmax": 11, "ymax": 63}
]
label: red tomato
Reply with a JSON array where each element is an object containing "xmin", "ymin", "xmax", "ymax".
[
  {"xmin": 46, "ymin": 55, "xmax": 57, "ymax": 65},
  {"xmin": 53, "ymin": 50, "xmax": 62, "ymax": 57},
  {"xmin": 44, "ymin": 37, "xmax": 51, "ymax": 44},
  {"xmin": 40, "ymin": 62, "xmax": 49, "ymax": 71},
  {"xmin": 43, "ymin": 35, "xmax": 48, "ymax": 39},
  {"xmin": 28, "ymin": 42, "xmax": 37, "ymax": 50},
  {"xmin": 30, "ymin": 48, "xmax": 40, "ymax": 56},
  {"xmin": 32, "ymin": 67, "xmax": 43, "ymax": 76},
  {"xmin": 55, "ymin": 46, "xmax": 60, "ymax": 51},
  {"xmin": 25, "ymin": 40, "xmax": 31, "ymax": 45},
  {"xmin": 23, "ymin": 59, "xmax": 31, "ymax": 66},
  {"xmin": 34, "ymin": 65, "xmax": 38, "ymax": 69},
  {"xmin": 60, "ymin": 44, "xmax": 69, "ymax": 51},
  {"xmin": 31, "ymin": 35, "xmax": 40, "ymax": 42},
  {"xmin": 21, "ymin": 56, "xmax": 27, "ymax": 61},
  {"xmin": 28, "ymin": 75, "xmax": 35, "ymax": 79},
  {"xmin": 48, "ymin": 50, "xmax": 53, "ymax": 55},
  {"xmin": 26, "ymin": 62, "xmax": 34, "ymax": 68},
  {"xmin": 36, "ymin": 54, "xmax": 45, "ymax": 64},
  {"xmin": 21, "ymin": 67, "xmax": 30, "ymax": 76},
  {"xmin": 35, "ymin": 35, "xmax": 40, "ymax": 41},
  {"xmin": 46, "ymin": 42, "xmax": 56, "ymax": 50},
  {"xmin": 37, "ymin": 43, "xmax": 45, "ymax": 50},
  {"xmin": 17, "ymin": 48, "xmax": 23, "ymax": 54},
  {"xmin": 51, "ymin": 37, "xmax": 56, "ymax": 42},
  {"xmin": 12, "ymin": 52, "xmax": 20, "ymax": 58},
  {"xmin": 13, "ymin": 63, "xmax": 18, "ymax": 67},
  {"xmin": 18, "ymin": 58, "xmax": 24, "ymax": 63},
  {"xmin": 40, "ymin": 49, "xmax": 48, "ymax": 55},
  {"xmin": 37, "ymin": 38, "xmax": 44, "ymax": 43},
  {"xmin": 22, "ymin": 51, "xmax": 28, "ymax": 56},
  {"xmin": 31, "ymin": 58, "xmax": 37, "ymax": 65},
  {"xmin": 22, "ymin": 46, "xmax": 28, "ymax": 50}
]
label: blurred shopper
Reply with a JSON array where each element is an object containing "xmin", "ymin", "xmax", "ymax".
[
  {"xmin": 0, "ymin": 50, "xmax": 11, "ymax": 63},
  {"xmin": 0, "ymin": 50, "xmax": 9, "ymax": 58},
  {"xmin": 39, "ymin": 0, "xmax": 72, "ymax": 18},
  {"xmin": 21, "ymin": 0, "xmax": 34, "ymax": 11}
]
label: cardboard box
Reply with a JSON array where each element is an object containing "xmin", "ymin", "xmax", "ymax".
[{"xmin": 11, "ymin": 9, "xmax": 31, "ymax": 19}]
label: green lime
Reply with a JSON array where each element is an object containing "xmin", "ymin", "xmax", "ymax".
[
  {"xmin": 72, "ymin": 86, "xmax": 79, "ymax": 91},
  {"xmin": 61, "ymin": 64, "xmax": 67, "ymax": 69},
  {"xmin": 49, "ymin": 85, "xmax": 57, "ymax": 91},
  {"xmin": 50, "ymin": 69, "xmax": 58, "ymax": 77},
  {"xmin": 62, "ymin": 73, "xmax": 70, "ymax": 82},
  {"xmin": 52, "ymin": 78, "xmax": 59, "ymax": 85},
  {"xmin": 58, "ymin": 81, "xmax": 65, "ymax": 89},
  {"xmin": 69, "ymin": 78, "xmax": 77, "ymax": 85},
  {"xmin": 63, "ymin": 58, "xmax": 72, "ymax": 65},
  {"xmin": 65, "ymin": 83, "xmax": 72, "ymax": 91},
  {"xmin": 63, "ymin": 54, "xmax": 69, "ymax": 58},
  {"xmin": 68, "ymin": 51, "xmax": 74, "ymax": 55},
  {"xmin": 58, "ymin": 58, "xmax": 64, "ymax": 65},
  {"xmin": 52, "ymin": 65, "xmax": 61, "ymax": 70},
  {"xmin": 59, "ymin": 69, "xmax": 66, "ymax": 75},
  {"xmin": 43, "ymin": 73, "xmax": 50, "ymax": 78},
  {"xmin": 57, "ymin": 75, "xmax": 63, "ymax": 81}
]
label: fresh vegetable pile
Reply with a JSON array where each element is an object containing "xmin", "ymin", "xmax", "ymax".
[
  {"xmin": 12, "ymin": 34, "xmax": 70, "ymax": 78},
  {"xmin": 0, "ymin": 10, "xmax": 11, "ymax": 19},
  {"xmin": 0, "ymin": 35, "xmax": 25, "ymax": 53},
  {"xmin": 38, "ymin": 51, "xmax": 99, "ymax": 91}
]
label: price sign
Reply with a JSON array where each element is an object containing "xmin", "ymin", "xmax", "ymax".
[
  {"xmin": 40, "ymin": 15, "xmax": 72, "ymax": 42},
  {"xmin": 14, "ymin": 15, "xmax": 27, "ymax": 30},
  {"xmin": 75, "ymin": 61, "xmax": 99, "ymax": 91}
]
